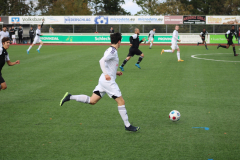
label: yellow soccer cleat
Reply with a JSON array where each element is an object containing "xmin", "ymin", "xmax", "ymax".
[
  {"xmin": 178, "ymin": 59, "xmax": 184, "ymax": 62},
  {"xmin": 161, "ymin": 49, "xmax": 164, "ymax": 55}
]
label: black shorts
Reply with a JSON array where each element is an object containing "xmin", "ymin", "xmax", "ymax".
[
  {"xmin": 202, "ymin": 37, "xmax": 205, "ymax": 41},
  {"xmin": 228, "ymin": 41, "xmax": 233, "ymax": 45},
  {"xmin": 127, "ymin": 48, "xmax": 142, "ymax": 57},
  {"xmin": 0, "ymin": 74, "xmax": 5, "ymax": 84}
]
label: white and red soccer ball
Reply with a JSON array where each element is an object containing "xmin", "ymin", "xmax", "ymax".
[{"xmin": 169, "ymin": 110, "xmax": 181, "ymax": 122}]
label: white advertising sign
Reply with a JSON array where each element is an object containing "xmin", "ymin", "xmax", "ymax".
[
  {"xmin": 206, "ymin": 16, "xmax": 240, "ymax": 24},
  {"xmin": 179, "ymin": 35, "xmax": 210, "ymax": 44},
  {"xmin": 9, "ymin": 16, "xmax": 64, "ymax": 24}
]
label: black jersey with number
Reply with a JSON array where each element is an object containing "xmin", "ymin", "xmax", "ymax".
[
  {"xmin": 130, "ymin": 34, "xmax": 143, "ymax": 49},
  {"xmin": 200, "ymin": 31, "xmax": 208, "ymax": 38},
  {"xmin": 0, "ymin": 47, "xmax": 8, "ymax": 73},
  {"xmin": 225, "ymin": 29, "xmax": 237, "ymax": 41}
]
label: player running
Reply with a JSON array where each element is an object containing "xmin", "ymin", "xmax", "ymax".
[
  {"xmin": 0, "ymin": 26, "xmax": 10, "ymax": 48},
  {"xmin": 217, "ymin": 25, "xmax": 238, "ymax": 56},
  {"xmin": 161, "ymin": 25, "xmax": 184, "ymax": 62},
  {"xmin": 0, "ymin": 37, "xmax": 20, "ymax": 91},
  {"xmin": 197, "ymin": 28, "xmax": 208, "ymax": 50},
  {"xmin": 119, "ymin": 28, "xmax": 145, "ymax": 71},
  {"xmin": 60, "ymin": 33, "xmax": 140, "ymax": 132},
  {"xmin": 27, "ymin": 19, "xmax": 44, "ymax": 54},
  {"xmin": 144, "ymin": 28, "xmax": 156, "ymax": 49}
]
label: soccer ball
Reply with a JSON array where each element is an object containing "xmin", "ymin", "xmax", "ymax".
[{"xmin": 169, "ymin": 110, "xmax": 181, "ymax": 122}]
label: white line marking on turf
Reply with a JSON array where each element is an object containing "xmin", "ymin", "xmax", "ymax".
[{"xmin": 191, "ymin": 53, "xmax": 240, "ymax": 63}]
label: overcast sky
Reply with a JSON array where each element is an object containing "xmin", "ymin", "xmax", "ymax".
[{"xmin": 122, "ymin": 0, "xmax": 142, "ymax": 15}]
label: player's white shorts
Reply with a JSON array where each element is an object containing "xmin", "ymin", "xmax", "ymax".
[
  {"xmin": 33, "ymin": 37, "xmax": 42, "ymax": 44},
  {"xmin": 12, "ymin": 35, "xmax": 15, "ymax": 39},
  {"xmin": 93, "ymin": 74, "xmax": 122, "ymax": 98},
  {"xmin": 171, "ymin": 43, "xmax": 179, "ymax": 50},
  {"xmin": 149, "ymin": 37, "xmax": 154, "ymax": 41}
]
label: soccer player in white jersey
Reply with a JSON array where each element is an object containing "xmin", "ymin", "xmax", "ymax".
[
  {"xmin": 0, "ymin": 26, "xmax": 10, "ymax": 48},
  {"xmin": 60, "ymin": 33, "xmax": 140, "ymax": 132},
  {"xmin": 27, "ymin": 19, "xmax": 44, "ymax": 54},
  {"xmin": 161, "ymin": 25, "xmax": 184, "ymax": 62},
  {"xmin": 145, "ymin": 28, "xmax": 156, "ymax": 49}
]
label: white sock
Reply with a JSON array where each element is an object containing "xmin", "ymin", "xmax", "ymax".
[
  {"xmin": 38, "ymin": 45, "xmax": 42, "ymax": 50},
  {"xmin": 28, "ymin": 45, "xmax": 32, "ymax": 51},
  {"xmin": 164, "ymin": 50, "xmax": 173, "ymax": 53},
  {"xmin": 118, "ymin": 105, "xmax": 131, "ymax": 127},
  {"xmin": 70, "ymin": 95, "xmax": 90, "ymax": 104},
  {"xmin": 150, "ymin": 42, "xmax": 152, "ymax": 47},
  {"xmin": 177, "ymin": 51, "xmax": 180, "ymax": 60}
]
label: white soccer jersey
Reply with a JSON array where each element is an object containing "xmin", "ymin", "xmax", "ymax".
[
  {"xmin": 149, "ymin": 30, "xmax": 155, "ymax": 38},
  {"xmin": 172, "ymin": 30, "xmax": 179, "ymax": 44},
  {"xmin": 0, "ymin": 31, "xmax": 10, "ymax": 47},
  {"xmin": 35, "ymin": 29, "xmax": 41, "ymax": 38},
  {"xmin": 99, "ymin": 46, "xmax": 119, "ymax": 80}
]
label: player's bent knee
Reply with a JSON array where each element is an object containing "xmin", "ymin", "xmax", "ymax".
[{"xmin": 141, "ymin": 54, "xmax": 144, "ymax": 57}]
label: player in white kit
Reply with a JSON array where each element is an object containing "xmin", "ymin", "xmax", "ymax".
[
  {"xmin": 0, "ymin": 26, "xmax": 10, "ymax": 48},
  {"xmin": 161, "ymin": 25, "xmax": 184, "ymax": 62},
  {"xmin": 27, "ymin": 19, "xmax": 44, "ymax": 54},
  {"xmin": 145, "ymin": 28, "xmax": 156, "ymax": 49},
  {"xmin": 60, "ymin": 33, "xmax": 140, "ymax": 132}
]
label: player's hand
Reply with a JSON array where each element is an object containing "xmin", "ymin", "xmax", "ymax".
[
  {"xmin": 130, "ymin": 44, "xmax": 132, "ymax": 46},
  {"xmin": 117, "ymin": 71, "xmax": 123, "ymax": 76},
  {"xmin": 178, "ymin": 40, "xmax": 181, "ymax": 42},
  {"xmin": 15, "ymin": 60, "xmax": 20, "ymax": 64},
  {"xmin": 42, "ymin": 19, "xmax": 45, "ymax": 22},
  {"xmin": 227, "ymin": 39, "xmax": 229, "ymax": 41},
  {"xmin": 142, "ymin": 38, "xmax": 145, "ymax": 41},
  {"xmin": 105, "ymin": 74, "xmax": 111, "ymax": 81}
]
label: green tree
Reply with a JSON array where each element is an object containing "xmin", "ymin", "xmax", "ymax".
[
  {"xmin": 89, "ymin": 0, "xmax": 130, "ymax": 15},
  {"xmin": 48, "ymin": 0, "xmax": 91, "ymax": 15},
  {"xmin": 156, "ymin": 0, "xmax": 193, "ymax": 15},
  {"xmin": 133, "ymin": 0, "xmax": 159, "ymax": 15},
  {"xmin": 0, "ymin": 0, "xmax": 34, "ymax": 15}
]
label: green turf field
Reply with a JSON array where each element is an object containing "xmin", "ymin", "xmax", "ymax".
[{"xmin": 1, "ymin": 44, "xmax": 240, "ymax": 160}]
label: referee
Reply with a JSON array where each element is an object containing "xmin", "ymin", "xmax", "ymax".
[
  {"xmin": 120, "ymin": 28, "xmax": 145, "ymax": 71},
  {"xmin": 0, "ymin": 37, "xmax": 20, "ymax": 91}
]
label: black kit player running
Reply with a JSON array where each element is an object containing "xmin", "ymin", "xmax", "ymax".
[
  {"xmin": 119, "ymin": 28, "xmax": 145, "ymax": 71},
  {"xmin": 0, "ymin": 37, "xmax": 20, "ymax": 91},
  {"xmin": 217, "ymin": 25, "xmax": 239, "ymax": 56},
  {"xmin": 197, "ymin": 29, "xmax": 208, "ymax": 50}
]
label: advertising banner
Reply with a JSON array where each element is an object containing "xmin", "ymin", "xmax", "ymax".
[
  {"xmin": 180, "ymin": 35, "xmax": 210, "ymax": 44},
  {"xmin": 136, "ymin": 16, "xmax": 164, "ymax": 24},
  {"xmin": 0, "ymin": 16, "xmax": 9, "ymax": 24},
  {"xmin": 40, "ymin": 35, "xmax": 173, "ymax": 43},
  {"xmin": 210, "ymin": 35, "xmax": 238, "ymax": 43},
  {"xmin": 9, "ymin": 16, "xmax": 65, "ymax": 24},
  {"xmin": 164, "ymin": 16, "xmax": 183, "ymax": 24},
  {"xmin": 206, "ymin": 16, "xmax": 240, "ymax": 24},
  {"xmin": 64, "ymin": 16, "xmax": 94, "ymax": 24},
  {"xmin": 108, "ymin": 16, "xmax": 136, "ymax": 24},
  {"xmin": 183, "ymin": 16, "xmax": 206, "ymax": 24}
]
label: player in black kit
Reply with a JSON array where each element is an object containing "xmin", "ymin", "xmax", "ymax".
[
  {"xmin": 0, "ymin": 37, "xmax": 20, "ymax": 91},
  {"xmin": 119, "ymin": 28, "xmax": 145, "ymax": 71},
  {"xmin": 217, "ymin": 25, "xmax": 238, "ymax": 56},
  {"xmin": 197, "ymin": 28, "xmax": 208, "ymax": 50}
]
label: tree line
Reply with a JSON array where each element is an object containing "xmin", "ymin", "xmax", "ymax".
[{"xmin": 0, "ymin": 0, "xmax": 239, "ymax": 16}]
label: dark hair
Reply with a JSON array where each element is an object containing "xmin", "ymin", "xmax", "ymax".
[
  {"xmin": 232, "ymin": 25, "xmax": 235, "ymax": 27},
  {"xmin": 110, "ymin": 32, "xmax": 122, "ymax": 44},
  {"xmin": 3, "ymin": 26, "xmax": 6, "ymax": 28},
  {"xmin": 2, "ymin": 37, "xmax": 10, "ymax": 44}
]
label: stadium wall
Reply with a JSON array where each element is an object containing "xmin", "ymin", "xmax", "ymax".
[{"xmin": 39, "ymin": 33, "xmax": 239, "ymax": 44}]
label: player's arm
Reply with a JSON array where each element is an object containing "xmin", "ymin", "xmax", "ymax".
[
  {"xmin": 6, "ymin": 54, "xmax": 20, "ymax": 66},
  {"xmin": 99, "ymin": 53, "xmax": 115, "ymax": 80},
  {"xmin": 130, "ymin": 36, "xmax": 133, "ymax": 45},
  {"xmin": 234, "ymin": 32, "xmax": 238, "ymax": 40},
  {"xmin": 225, "ymin": 30, "xmax": 229, "ymax": 40}
]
